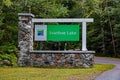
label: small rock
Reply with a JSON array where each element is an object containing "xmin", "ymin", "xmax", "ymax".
[
  {"xmin": 0, "ymin": 61, "xmax": 3, "ymax": 66},
  {"xmin": 3, "ymin": 60, "xmax": 12, "ymax": 66}
]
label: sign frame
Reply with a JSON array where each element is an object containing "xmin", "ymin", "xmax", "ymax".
[{"xmin": 32, "ymin": 18, "xmax": 94, "ymax": 51}]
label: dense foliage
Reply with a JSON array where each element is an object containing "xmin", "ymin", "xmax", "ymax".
[{"xmin": 0, "ymin": 0, "xmax": 120, "ymax": 66}]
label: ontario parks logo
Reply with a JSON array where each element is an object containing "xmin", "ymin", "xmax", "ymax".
[{"xmin": 37, "ymin": 29, "xmax": 44, "ymax": 36}]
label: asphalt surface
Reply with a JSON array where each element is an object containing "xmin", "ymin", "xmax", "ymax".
[{"xmin": 94, "ymin": 57, "xmax": 120, "ymax": 80}]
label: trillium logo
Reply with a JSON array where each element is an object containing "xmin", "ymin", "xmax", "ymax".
[
  {"xmin": 35, "ymin": 25, "xmax": 47, "ymax": 41},
  {"xmin": 37, "ymin": 30, "xmax": 44, "ymax": 36}
]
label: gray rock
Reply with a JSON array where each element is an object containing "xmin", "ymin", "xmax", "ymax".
[
  {"xmin": 0, "ymin": 61, "xmax": 3, "ymax": 66},
  {"xmin": 3, "ymin": 60, "xmax": 12, "ymax": 66},
  {"xmin": 47, "ymin": 56, "xmax": 52, "ymax": 61}
]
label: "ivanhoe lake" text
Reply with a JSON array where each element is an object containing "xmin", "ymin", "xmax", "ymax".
[{"xmin": 49, "ymin": 31, "xmax": 77, "ymax": 35}]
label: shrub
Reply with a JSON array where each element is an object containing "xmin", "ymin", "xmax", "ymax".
[{"xmin": 0, "ymin": 44, "xmax": 18, "ymax": 66}]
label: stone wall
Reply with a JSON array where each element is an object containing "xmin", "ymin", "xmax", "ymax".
[{"xmin": 30, "ymin": 53, "xmax": 94, "ymax": 68}]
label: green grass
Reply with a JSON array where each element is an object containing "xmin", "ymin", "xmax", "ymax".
[{"xmin": 0, "ymin": 64, "xmax": 115, "ymax": 80}]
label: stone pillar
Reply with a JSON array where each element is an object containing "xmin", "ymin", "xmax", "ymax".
[{"xmin": 18, "ymin": 13, "xmax": 34, "ymax": 66}]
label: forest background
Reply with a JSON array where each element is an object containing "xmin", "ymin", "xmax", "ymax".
[{"xmin": 0, "ymin": 0, "xmax": 120, "ymax": 66}]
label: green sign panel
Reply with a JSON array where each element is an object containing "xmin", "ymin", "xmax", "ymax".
[{"xmin": 47, "ymin": 24, "xmax": 80, "ymax": 41}]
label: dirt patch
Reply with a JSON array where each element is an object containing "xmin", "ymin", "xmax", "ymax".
[
  {"xmin": 66, "ymin": 76, "xmax": 80, "ymax": 80},
  {"xmin": 66, "ymin": 74, "xmax": 97, "ymax": 80}
]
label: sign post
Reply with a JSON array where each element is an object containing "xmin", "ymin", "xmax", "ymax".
[{"xmin": 82, "ymin": 22, "xmax": 87, "ymax": 51}]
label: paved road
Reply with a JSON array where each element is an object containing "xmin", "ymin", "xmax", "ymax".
[{"xmin": 94, "ymin": 57, "xmax": 120, "ymax": 80}]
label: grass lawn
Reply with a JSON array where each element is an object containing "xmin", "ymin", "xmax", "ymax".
[{"xmin": 0, "ymin": 64, "xmax": 114, "ymax": 80}]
